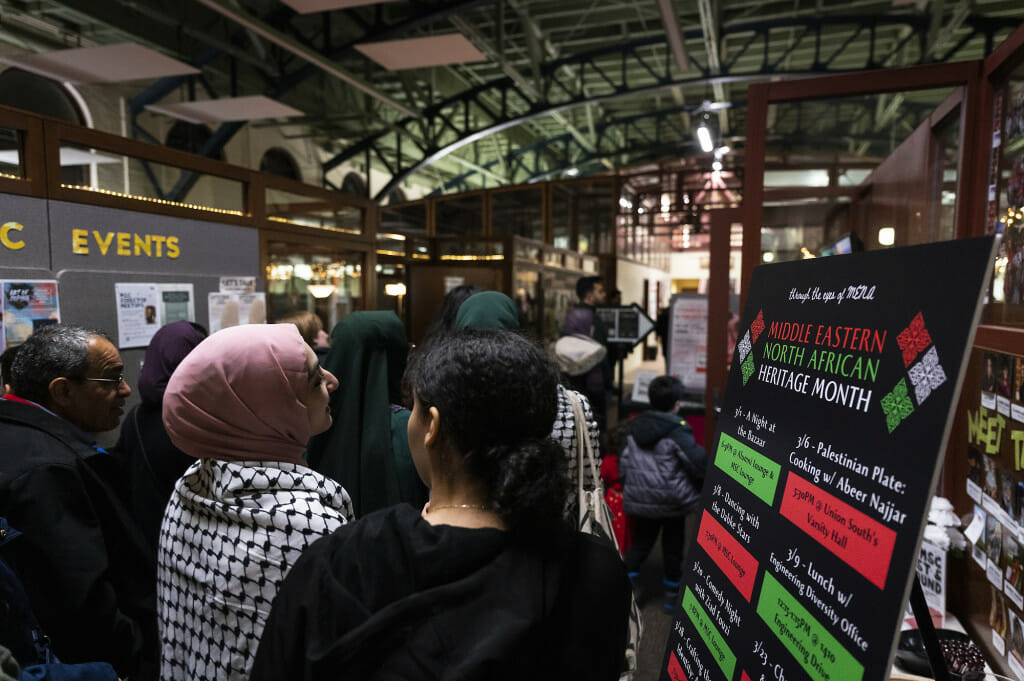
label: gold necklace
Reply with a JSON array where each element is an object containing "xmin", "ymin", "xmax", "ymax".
[{"xmin": 426, "ymin": 503, "xmax": 493, "ymax": 513}]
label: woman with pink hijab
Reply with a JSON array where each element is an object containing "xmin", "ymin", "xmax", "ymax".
[{"xmin": 157, "ymin": 324, "xmax": 353, "ymax": 681}]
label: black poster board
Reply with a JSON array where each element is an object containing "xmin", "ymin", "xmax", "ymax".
[{"xmin": 660, "ymin": 237, "xmax": 996, "ymax": 681}]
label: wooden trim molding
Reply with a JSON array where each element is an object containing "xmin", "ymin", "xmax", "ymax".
[
  {"xmin": 973, "ymin": 325, "xmax": 1024, "ymax": 353},
  {"xmin": 763, "ymin": 61, "xmax": 978, "ymax": 103}
]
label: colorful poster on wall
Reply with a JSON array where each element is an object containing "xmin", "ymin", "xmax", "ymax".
[
  {"xmin": 669, "ymin": 293, "xmax": 708, "ymax": 392},
  {"xmin": 660, "ymin": 237, "xmax": 996, "ymax": 681},
  {"xmin": 115, "ymin": 283, "xmax": 161, "ymax": 348},
  {"xmin": 1, "ymin": 280, "xmax": 60, "ymax": 350}
]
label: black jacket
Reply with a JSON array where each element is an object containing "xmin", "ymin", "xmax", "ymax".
[
  {"xmin": 250, "ymin": 504, "xmax": 632, "ymax": 681},
  {"xmin": 0, "ymin": 398, "xmax": 157, "ymax": 679},
  {"xmin": 113, "ymin": 403, "xmax": 194, "ymax": 551}
]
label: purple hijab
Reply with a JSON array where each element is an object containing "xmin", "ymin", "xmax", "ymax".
[{"xmin": 138, "ymin": 321, "xmax": 207, "ymax": 406}]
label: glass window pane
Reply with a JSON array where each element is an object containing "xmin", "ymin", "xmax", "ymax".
[
  {"xmin": 62, "ymin": 142, "xmax": 246, "ymax": 217},
  {"xmin": 492, "ymin": 187, "xmax": 542, "ymax": 240},
  {"xmin": 984, "ymin": 63, "xmax": 1024, "ymax": 327},
  {"xmin": 932, "ymin": 110, "xmax": 960, "ymax": 244},
  {"xmin": 408, "ymin": 237, "xmax": 431, "ymax": 260},
  {"xmin": 436, "ymin": 194, "xmax": 483, "ymax": 236},
  {"xmin": 0, "ymin": 126, "xmax": 23, "ymax": 179},
  {"xmin": 515, "ymin": 240, "xmax": 542, "ymax": 263},
  {"xmin": 513, "ymin": 267, "xmax": 540, "ymax": 335},
  {"xmin": 265, "ymin": 246, "xmax": 365, "ymax": 331},
  {"xmin": 553, "ymin": 181, "xmax": 613, "ymax": 253},
  {"xmin": 376, "ymin": 233, "xmax": 406, "ymax": 257},
  {"xmin": 376, "ymin": 261, "xmax": 407, "ymax": 320},
  {"xmin": 761, "ymin": 87, "xmax": 956, "ymax": 263},
  {"xmin": 266, "ymin": 186, "xmax": 362, "ymax": 235},
  {"xmin": 437, "ymin": 239, "xmax": 503, "ymax": 261},
  {"xmin": 542, "ymin": 268, "xmax": 581, "ymax": 340},
  {"xmin": 380, "ymin": 201, "xmax": 427, "ymax": 237}
]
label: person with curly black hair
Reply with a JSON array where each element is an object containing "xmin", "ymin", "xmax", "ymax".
[{"xmin": 250, "ymin": 330, "xmax": 632, "ymax": 681}]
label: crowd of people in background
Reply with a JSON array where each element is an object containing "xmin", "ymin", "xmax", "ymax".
[{"xmin": 0, "ymin": 276, "xmax": 707, "ymax": 681}]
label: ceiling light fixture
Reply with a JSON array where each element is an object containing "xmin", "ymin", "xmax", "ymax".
[{"xmin": 697, "ymin": 124, "xmax": 714, "ymax": 153}]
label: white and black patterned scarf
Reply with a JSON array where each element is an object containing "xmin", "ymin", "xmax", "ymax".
[
  {"xmin": 552, "ymin": 385, "xmax": 602, "ymax": 522},
  {"xmin": 158, "ymin": 458, "xmax": 353, "ymax": 681}
]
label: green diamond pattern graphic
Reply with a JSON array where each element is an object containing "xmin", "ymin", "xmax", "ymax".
[
  {"xmin": 880, "ymin": 378, "xmax": 914, "ymax": 433},
  {"xmin": 741, "ymin": 353, "xmax": 755, "ymax": 385}
]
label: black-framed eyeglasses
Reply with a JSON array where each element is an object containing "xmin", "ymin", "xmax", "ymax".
[{"xmin": 78, "ymin": 374, "xmax": 126, "ymax": 388}]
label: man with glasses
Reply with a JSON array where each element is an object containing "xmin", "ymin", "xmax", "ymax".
[{"xmin": 0, "ymin": 324, "xmax": 156, "ymax": 680}]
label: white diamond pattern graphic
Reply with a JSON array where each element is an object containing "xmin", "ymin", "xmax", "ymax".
[
  {"xmin": 908, "ymin": 346, "xmax": 946, "ymax": 405},
  {"xmin": 738, "ymin": 330, "xmax": 752, "ymax": 362}
]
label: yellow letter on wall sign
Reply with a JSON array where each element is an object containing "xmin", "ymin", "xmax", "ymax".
[
  {"xmin": 1, "ymin": 222, "xmax": 25, "ymax": 250},
  {"xmin": 72, "ymin": 229, "xmax": 89, "ymax": 255}
]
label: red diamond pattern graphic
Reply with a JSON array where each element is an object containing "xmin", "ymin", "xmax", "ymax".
[
  {"xmin": 751, "ymin": 310, "xmax": 765, "ymax": 343},
  {"xmin": 896, "ymin": 311, "xmax": 931, "ymax": 368}
]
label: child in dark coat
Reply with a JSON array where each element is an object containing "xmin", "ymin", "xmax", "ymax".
[{"xmin": 620, "ymin": 375, "xmax": 707, "ymax": 611}]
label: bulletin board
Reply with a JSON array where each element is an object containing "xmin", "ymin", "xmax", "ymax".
[{"xmin": 950, "ymin": 346, "xmax": 1024, "ymax": 678}]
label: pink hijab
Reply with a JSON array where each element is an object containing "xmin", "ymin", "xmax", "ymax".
[{"xmin": 163, "ymin": 324, "xmax": 312, "ymax": 464}]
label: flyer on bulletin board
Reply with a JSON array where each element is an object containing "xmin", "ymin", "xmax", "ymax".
[
  {"xmin": 159, "ymin": 283, "xmax": 195, "ymax": 324},
  {"xmin": 208, "ymin": 291, "xmax": 266, "ymax": 333},
  {"xmin": 660, "ymin": 237, "xmax": 996, "ymax": 681},
  {"xmin": 115, "ymin": 283, "xmax": 161, "ymax": 348},
  {"xmin": 1, "ymin": 280, "xmax": 60, "ymax": 351},
  {"xmin": 218, "ymin": 276, "xmax": 256, "ymax": 294}
]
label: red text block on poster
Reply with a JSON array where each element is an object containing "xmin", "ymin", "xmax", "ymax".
[
  {"xmin": 667, "ymin": 653, "xmax": 689, "ymax": 681},
  {"xmin": 778, "ymin": 472, "xmax": 897, "ymax": 589},
  {"xmin": 696, "ymin": 509, "xmax": 758, "ymax": 601}
]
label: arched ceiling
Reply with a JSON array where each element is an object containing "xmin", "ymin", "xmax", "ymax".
[{"xmin": 1, "ymin": 0, "xmax": 1019, "ymax": 200}]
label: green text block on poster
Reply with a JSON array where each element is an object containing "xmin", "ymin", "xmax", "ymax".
[
  {"xmin": 715, "ymin": 433, "xmax": 781, "ymax": 505},
  {"xmin": 756, "ymin": 572, "xmax": 864, "ymax": 681},
  {"xmin": 682, "ymin": 587, "xmax": 736, "ymax": 679}
]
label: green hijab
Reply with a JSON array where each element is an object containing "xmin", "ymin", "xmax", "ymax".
[
  {"xmin": 454, "ymin": 291, "xmax": 521, "ymax": 331},
  {"xmin": 306, "ymin": 311, "xmax": 422, "ymax": 516}
]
